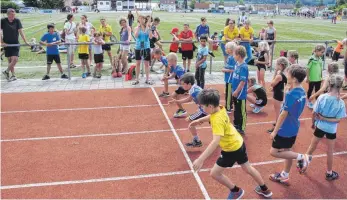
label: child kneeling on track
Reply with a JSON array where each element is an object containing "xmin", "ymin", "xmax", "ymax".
[
  {"xmin": 300, "ymin": 75, "xmax": 346, "ymax": 180},
  {"xmin": 192, "ymin": 88, "xmax": 273, "ymax": 199},
  {"xmin": 159, "ymin": 52, "xmax": 185, "ymax": 98},
  {"xmin": 222, "ymin": 41, "xmax": 237, "ymax": 113},
  {"xmin": 269, "ymin": 64, "xmax": 309, "ymax": 185},
  {"xmin": 168, "ymin": 73, "xmax": 206, "ymax": 147},
  {"xmin": 247, "ymin": 77, "xmax": 267, "ymax": 113},
  {"xmin": 92, "ymin": 32, "xmax": 105, "ymax": 78}
]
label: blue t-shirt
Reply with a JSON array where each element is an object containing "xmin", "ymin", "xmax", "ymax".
[
  {"xmin": 313, "ymin": 94, "xmax": 346, "ymax": 134},
  {"xmin": 277, "ymin": 87, "xmax": 306, "ymax": 137},
  {"xmin": 189, "ymin": 84, "xmax": 207, "ymax": 114},
  {"xmin": 195, "ymin": 25, "xmax": 210, "ymax": 38},
  {"xmin": 224, "ymin": 55, "xmax": 236, "ymax": 83},
  {"xmin": 232, "ymin": 62, "xmax": 249, "ymax": 100},
  {"xmin": 160, "ymin": 56, "xmax": 168, "ymax": 67},
  {"xmin": 135, "ymin": 29, "xmax": 150, "ymax": 50},
  {"xmin": 196, "ymin": 46, "xmax": 209, "ymax": 69},
  {"xmin": 40, "ymin": 32, "xmax": 60, "ymax": 55},
  {"xmin": 170, "ymin": 65, "xmax": 185, "ymax": 79}
]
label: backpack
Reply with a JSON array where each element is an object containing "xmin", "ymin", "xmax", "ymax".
[{"xmin": 125, "ymin": 65, "xmax": 136, "ymax": 81}]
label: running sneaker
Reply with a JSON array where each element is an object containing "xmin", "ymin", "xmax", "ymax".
[
  {"xmin": 326, "ymin": 171, "xmax": 339, "ymax": 181},
  {"xmin": 253, "ymin": 106, "xmax": 264, "ymax": 114},
  {"xmin": 42, "ymin": 75, "xmax": 50, "ymax": 80},
  {"xmin": 269, "ymin": 172, "xmax": 289, "ymax": 184},
  {"xmin": 82, "ymin": 73, "xmax": 87, "ymax": 78},
  {"xmin": 145, "ymin": 80, "xmax": 154, "ymax": 85},
  {"xmin": 174, "ymin": 109, "xmax": 187, "ymax": 118},
  {"xmin": 159, "ymin": 92, "xmax": 170, "ymax": 98},
  {"xmin": 96, "ymin": 74, "xmax": 102, "ymax": 78},
  {"xmin": 61, "ymin": 74, "xmax": 69, "ymax": 79},
  {"xmin": 226, "ymin": 109, "xmax": 233, "ymax": 114},
  {"xmin": 86, "ymin": 72, "xmax": 91, "ymax": 77},
  {"xmin": 185, "ymin": 139, "xmax": 202, "ymax": 147},
  {"xmin": 227, "ymin": 188, "xmax": 244, "ymax": 200},
  {"xmin": 9, "ymin": 75, "xmax": 17, "ymax": 81},
  {"xmin": 296, "ymin": 154, "xmax": 310, "ymax": 173},
  {"xmin": 267, "ymin": 127, "xmax": 274, "ymax": 133},
  {"xmin": 2, "ymin": 70, "xmax": 9, "ymax": 80},
  {"xmin": 307, "ymin": 102, "xmax": 314, "ymax": 109},
  {"xmin": 250, "ymin": 104, "xmax": 255, "ymax": 108},
  {"xmin": 254, "ymin": 186, "xmax": 273, "ymax": 198}
]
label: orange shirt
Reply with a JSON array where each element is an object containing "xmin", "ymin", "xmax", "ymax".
[{"xmin": 334, "ymin": 41, "xmax": 343, "ymax": 53}]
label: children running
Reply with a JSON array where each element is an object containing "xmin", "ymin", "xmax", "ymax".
[
  {"xmin": 168, "ymin": 73, "xmax": 206, "ymax": 147},
  {"xmin": 269, "ymin": 64, "xmax": 309, "ymax": 185},
  {"xmin": 222, "ymin": 42, "xmax": 237, "ymax": 113},
  {"xmin": 306, "ymin": 45, "xmax": 325, "ymax": 109},
  {"xmin": 268, "ymin": 57, "xmax": 288, "ymax": 133},
  {"xmin": 301, "ymin": 75, "xmax": 346, "ymax": 180},
  {"xmin": 247, "ymin": 77, "xmax": 267, "ymax": 113},
  {"xmin": 78, "ymin": 26, "xmax": 91, "ymax": 78},
  {"xmin": 195, "ymin": 34, "xmax": 209, "ymax": 89},
  {"xmin": 192, "ymin": 88, "xmax": 273, "ymax": 199},
  {"xmin": 40, "ymin": 23, "xmax": 69, "ymax": 80}
]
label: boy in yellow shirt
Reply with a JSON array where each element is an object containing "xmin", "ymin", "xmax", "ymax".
[
  {"xmin": 78, "ymin": 27, "xmax": 91, "ymax": 78},
  {"xmin": 192, "ymin": 88, "xmax": 272, "ymax": 199}
]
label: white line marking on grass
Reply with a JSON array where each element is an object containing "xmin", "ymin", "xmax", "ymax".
[
  {"xmin": 1, "ymin": 104, "xmax": 159, "ymax": 114},
  {"xmin": 1, "ymin": 118, "xmax": 313, "ymax": 142},
  {"xmin": 2, "ymin": 151, "xmax": 346, "ymax": 190},
  {"xmin": 150, "ymin": 87, "xmax": 211, "ymax": 200}
]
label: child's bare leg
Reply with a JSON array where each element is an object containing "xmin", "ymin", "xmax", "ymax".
[
  {"xmin": 183, "ymin": 59, "xmax": 187, "ymax": 71},
  {"xmin": 327, "ymin": 139, "xmax": 336, "ymax": 172},
  {"xmin": 187, "ymin": 59, "xmax": 191, "ymax": 71},
  {"xmin": 188, "ymin": 120, "xmax": 198, "ymax": 137},
  {"xmin": 86, "ymin": 59, "xmax": 90, "ymax": 73},
  {"xmin": 144, "ymin": 60, "xmax": 150, "ymax": 81},
  {"xmin": 81, "ymin": 60, "xmax": 85, "ymax": 72},
  {"xmin": 210, "ymin": 164, "xmax": 235, "ymax": 189},
  {"xmin": 270, "ymin": 148, "xmax": 298, "ymax": 159},
  {"xmin": 284, "ymin": 159, "xmax": 293, "ymax": 173},
  {"xmin": 240, "ymin": 162, "xmax": 265, "ymax": 185},
  {"xmin": 135, "ymin": 60, "xmax": 141, "ymax": 81},
  {"xmin": 163, "ymin": 78, "xmax": 169, "ymax": 93},
  {"xmin": 247, "ymin": 95, "xmax": 257, "ymax": 104},
  {"xmin": 172, "ymin": 93, "xmax": 184, "ymax": 110},
  {"xmin": 46, "ymin": 64, "xmax": 52, "ymax": 75},
  {"xmin": 306, "ymin": 136, "xmax": 321, "ymax": 155},
  {"xmin": 56, "ymin": 63, "xmax": 63, "ymax": 74}
]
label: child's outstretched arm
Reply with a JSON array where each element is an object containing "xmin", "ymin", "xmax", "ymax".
[
  {"xmin": 193, "ymin": 135, "xmax": 221, "ymax": 172},
  {"xmin": 169, "ymin": 95, "xmax": 193, "ymax": 104}
]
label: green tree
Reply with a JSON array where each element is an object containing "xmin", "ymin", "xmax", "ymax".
[
  {"xmin": 219, "ymin": 0, "xmax": 224, "ymax": 6},
  {"xmin": 72, "ymin": 0, "xmax": 82, "ymax": 6},
  {"xmin": 295, "ymin": 0, "xmax": 302, "ymax": 8},
  {"xmin": 338, "ymin": 0, "xmax": 346, "ymax": 6},
  {"xmin": 190, "ymin": 0, "xmax": 196, "ymax": 9},
  {"xmin": 239, "ymin": 0, "xmax": 244, "ymax": 5},
  {"xmin": 2, "ymin": 1, "xmax": 20, "ymax": 11},
  {"xmin": 24, "ymin": 0, "xmax": 64, "ymax": 9},
  {"xmin": 319, "ymin": 0, "xmax": 324, "ymax": 6}
]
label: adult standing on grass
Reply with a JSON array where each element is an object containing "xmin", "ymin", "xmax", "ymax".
[
  {"xmin": 239, "ymin": 20, "xmax": 254, "ymax": 64},
  {"xmin": 128, "ymin": 11, "xmax": 135, "ymax": 29},
  {"xmin": 78, "ymin": 15, "xmax": 95, "ymax": 66},
  {"xmin": 119, "ymin": 18, "xmax": 132, "ymax": 73},
  {"xmin": 179, "ymin": 23, "xmax": 194, "ymax": 72},
  {"xmin": 1, "ymin": 8, "xmax": 30, "ymax": 81},
  {"xmin": 221, "ymin": 19, "xmax": 239, "ymax": 64},
  {"xmin": 132, "ymin": 15, "xmax": 153, "ymax": 85},
  {"xmin": 64, "ymin": 14, "xmax": 77, "ymax": 68},
  {"xmin": 99, "ymin": 17, "xmax": 113, "ymax": 66}
]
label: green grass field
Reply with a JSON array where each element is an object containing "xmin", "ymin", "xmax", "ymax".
[{"xmin": 1, "ymin": 12, "xmax": 346, "ymax": 79}]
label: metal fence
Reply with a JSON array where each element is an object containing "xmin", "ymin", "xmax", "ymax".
[{"xmin": 1, "ymin": 39, "xmax": 338, "ymax": 80}]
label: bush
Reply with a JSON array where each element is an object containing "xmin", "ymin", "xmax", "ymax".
[{"xmin": 1, "ymin": 2, "xmax": 19, "ymax": 13}]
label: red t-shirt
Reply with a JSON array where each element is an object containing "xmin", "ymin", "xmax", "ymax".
[
  {"xmin": 170, "ymin": 38, "xmax": 179, "ymax": 52},
  {"xmin": 179, "ymin": 30, "xmax": 193, "ymax": 51}
]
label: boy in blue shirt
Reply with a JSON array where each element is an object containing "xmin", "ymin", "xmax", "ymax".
[
  {"xmin": 232, "ymin": 46, "xmax": 249, "ymax": 134},
  {"xmin": 195, "ymin": 17, "xmax": 214, "ymax": 57},
  {"xmin": 269, "ymin": 64, "xmax": 309, "ymax": 185},
  {"xmin": 159, "ymin": 52, "xmax": 185, "ymax": 98},
  {"xmin": 195, "ymin": 35, "xmax": 209, "ymax": 89},
  {"xmin": 303, "ymin": 75, "xmax": 346, "ymax": 180},
  {"xmin": 222, "ymin": 42, "xmax": 237, "ymax": 113},
  {"xmin": 169, "ymin": 73, "xmax": 207, "ymax": 147},
  {"xmin": 40, "ymin": 24, "xmax": 68, "ymax": 80}
]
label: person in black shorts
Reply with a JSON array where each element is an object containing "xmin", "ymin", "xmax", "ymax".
[
  {"xmin": 40, "ymin": 24, "xmax": 68, "ymax": 80},
  {"xmin": 254, "ymin": 41, "xmax": 269, "ymax": 88},
  {"xmin": 1, "ymin": 8, "xmax": 30, "ymax": 81},
  {"xmin": 247, "ymin": 77, "xmax": 267, "ymax": 114},
  {"xmin": 179, "ymin": 24, "xmax": 194, "ymax": 72},
  {"xmin": 268, "ymin": 57, "xmax": 288, "ymax": 133}
]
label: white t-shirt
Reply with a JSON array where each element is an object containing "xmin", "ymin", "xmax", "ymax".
[
  {"xmin": 64, "ymin": 21, "xmax": 77, "ymax": 40},
  {"xmin": 93, "ymin": 38, "xmax": 103, "ymax": 54},
  {"xmin": 79, "ymin": 22, "xmax": 93, "ymax": 36}
]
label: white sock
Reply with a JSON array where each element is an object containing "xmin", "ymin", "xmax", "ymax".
[
  {"xmin": 281, "ymin": 171, "xmax": 289, "ymax": 178},
  {"xmin": 193, "ymin": 135, "xmax": 199, "ymax": 141},
  {"xmin": 327, "ymin": 170, "xmax": 332, "ymax": 175},
  {"xmin": 296, "ymin": 154, "xmax": 304, "ymax": 160}
]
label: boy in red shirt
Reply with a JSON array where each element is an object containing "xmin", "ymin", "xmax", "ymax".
[
  {"xmin": 170, "ymin": 27, "xmax": 179, "ymax": 53},
  {"xmin": 179, "ymin": 24, "xmax": 194, "ymax": 72}
]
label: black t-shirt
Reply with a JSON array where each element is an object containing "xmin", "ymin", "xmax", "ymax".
[
  {"xmin": 128, "ymin": 14, "xmax": 134, "ymax": 22},
  {"xmin": 1, "ymin": 18, "xmax": 23, "ymax": 44}
]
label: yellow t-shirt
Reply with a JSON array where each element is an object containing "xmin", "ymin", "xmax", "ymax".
[
  {"xmin": 78, "ymin": 34, "xmax": 90, "ymax": 54},
  {"xmin": 222, "ymin": 26, "xmax": 239, "ymax": 42},
  {"xmin": 210, "ymin": 106, "xmax": 243, "ymax": 152},
  {"xmin": 240, "ymin": 27, "xmax": 254, "ymax": 40},
  {"xmin": 99, "ymin": 24, "xmax": 112, "ymax": 42}
]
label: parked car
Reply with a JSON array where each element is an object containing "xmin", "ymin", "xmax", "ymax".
[{"xmin": 19, "ymin": 7, "xmax": 38, "ymax": 13}]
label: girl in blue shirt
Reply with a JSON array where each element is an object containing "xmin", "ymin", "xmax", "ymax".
[{"xmin": 302, "ymin": 75, "xmax": 346, "ymax": 180}]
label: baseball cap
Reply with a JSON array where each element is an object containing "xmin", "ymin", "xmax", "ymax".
[{"xmin": 171, "ymin": 27, "xmax": 179, "ymax": 34}]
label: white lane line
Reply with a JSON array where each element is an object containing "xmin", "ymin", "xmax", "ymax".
[
  {"xmin": 150, "ymin": 87, "xmax": 211, "ymax": 200},
  {"xmin": 1, "ymin": 118, "xmax": 313, "ymax": 142},
  {"xmin": 1, "ymin": 104, "xmax": 159, "ymax": 114},
  {"xmin": 2, "ymin": 150, "xmax": 346, "ymax": 190}
]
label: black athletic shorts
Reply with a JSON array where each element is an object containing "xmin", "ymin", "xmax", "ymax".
[
  {"xmin": 189, "ymin": 109, "xmax": 207, "ymax": 121},
  {"xmin": 182, "ymin": 50, "xmax": 193, "ymax": 60},
  {"xmin": 102, "ymin": 44, "xmax": 111, "ymax": 51},
  {"xmin": 255, "ymin": 98, "xmax": 267, "ymax": 107},
  {"xmin": 135, "ymin": 48, "xmax": 151, "ymax": 61},
  {"xmin": 94, "ymin": 54, "xmax": 104, "ymax": 63},
  {"xmin": 332, "ymin": 51, "xmax": 340, "ymax": 61},
  {"xmin": 314, "ymin": 127, "xmax": 336, "ymax": 140},
  {"xmin": 79, "ymin": 53, "xmax": 89, "ymax": 60},
  {"xmin": 216, "ymin": 143, "xmax": 248, "ymax": 168},
  {"xmin": 4, "ymin": 46, "xmax": 20, "ymax": 57},
  {"xmin": 272, "ymin": 135, "xmax": 297, "ymax": 149},
  {"xmin": 273, "ymin": 91, "xmax": 284, "ymax": 102},
  {"xmin": 47, "ymin": 55, "xmax": 61, "ymax": 64},
  {"xmin": 175, "ymin": 86, "xmax": 187, "ymax": 95}
]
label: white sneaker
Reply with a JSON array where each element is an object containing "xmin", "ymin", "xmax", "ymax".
[{"xmin": 250, "ymin": 104, "xmax": 255, "ymax": 108}]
